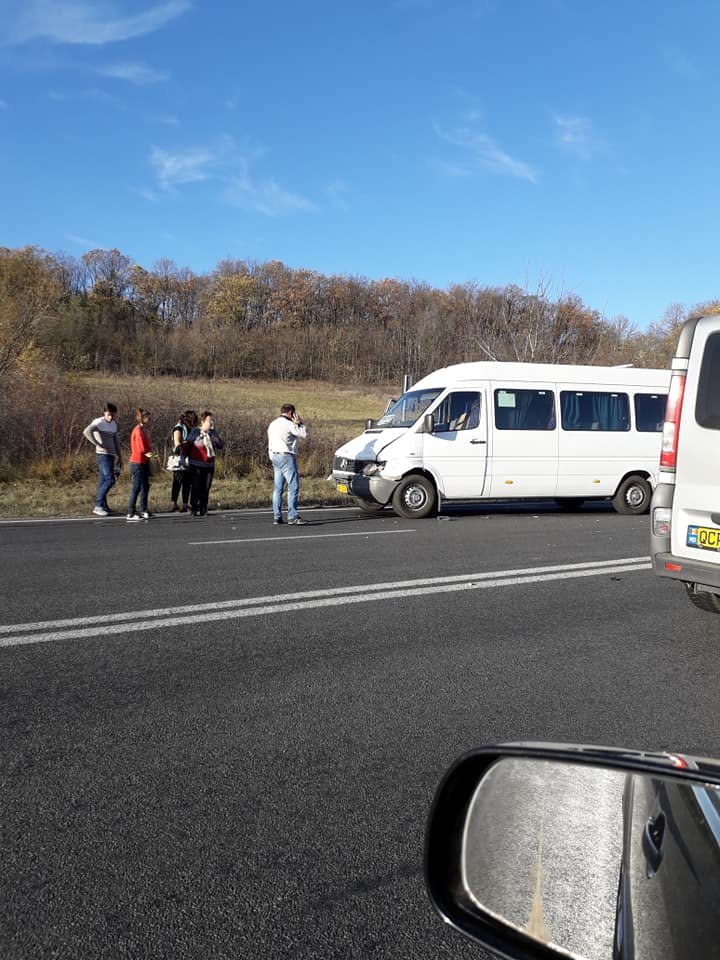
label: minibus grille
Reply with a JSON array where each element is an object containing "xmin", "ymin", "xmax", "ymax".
[{"xmin": 333, "ymin": 456, "xmax": 363, "ymax": 474}]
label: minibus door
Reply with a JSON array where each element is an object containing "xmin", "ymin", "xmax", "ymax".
[{"xmin": 423, "ymin": 390, "xmax": 488, "ymax": 498}]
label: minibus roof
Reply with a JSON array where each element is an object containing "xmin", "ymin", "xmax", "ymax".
[{"xmin": 411, "ymin": 361, "xmax": 670, "ymax": 392}]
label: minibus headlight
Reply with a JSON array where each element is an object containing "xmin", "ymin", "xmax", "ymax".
[
  {"xmin": 362, "ymin": 461, "xmax": 385, "ymax": 476},
  {"xmin": 652, "ymin": 507, "xmax": 671, "ymax": 538}
]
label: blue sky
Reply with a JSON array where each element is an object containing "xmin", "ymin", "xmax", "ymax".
[{"xmin": 1, "ymin": 0, "xmax": 719, "ymax": 329}]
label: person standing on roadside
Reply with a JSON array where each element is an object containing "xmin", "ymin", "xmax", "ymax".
[
  {"xmin": 170, "ymin": 410, "xmax": 197, "ymax": 513},
  {"xmin": 83, "ymin": 402, "xmax": 122, "ymax": 517},
  {"xmin": 127, "ymin": 408, "xmax": 154, "ymax": 521},
  {"xmin": 183, "ymin": 412, "xmax": 224, "ymax": 517},
  {"xmin": 267, "ymin": 403, "xmax": 308, "ymax": 525}
]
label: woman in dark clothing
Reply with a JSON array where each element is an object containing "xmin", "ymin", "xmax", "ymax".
[
  {"xmin": 170, "ymin": 410, "xmax": 197, "ymax": 512},
  {"xmin": 183, "ymin": 411, "xmax": 224, "ymax": 516}
]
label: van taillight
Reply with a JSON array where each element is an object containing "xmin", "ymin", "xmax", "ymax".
[{"xmin": 660, "ymin": 371, "xmax": 686, "ymax": 470}]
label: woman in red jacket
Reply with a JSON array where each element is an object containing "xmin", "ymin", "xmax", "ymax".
[{"xmin": 127, "ymin": 408, "xmax": 154, "ymax": 521}]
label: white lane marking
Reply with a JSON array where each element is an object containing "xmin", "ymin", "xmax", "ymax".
[
  {"xmin": 0, "ymin": 557, "xmax": 650, "ymax": 636},
  {"xmin": 0, "ymin": 559, "xmax": 651, "ymax": 648},
  {"xmin": 189, "ymin": 529, "xmax": 416, "ymax": 546}
]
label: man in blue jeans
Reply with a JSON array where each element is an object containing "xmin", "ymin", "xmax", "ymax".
[
  {"xmin": 267, "ymin": 403, "xmax": 308, "ymax": 525},
  {"xmin": 83, "ymin": 403, "xmax": 123, "ymax": 517}
]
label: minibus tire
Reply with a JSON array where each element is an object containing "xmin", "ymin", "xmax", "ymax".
[
  {"xmin": 392, "ymin": 474, "xmax": 437, "ymax": 518},
  {"xmin": 612, "ymin": 475, "xmax": 651, "ymax": 515},
  {"xmin": 685, "ymin": 583, "xmax": 720, "ymax": 614},
  {"xmin": 354, "ymin": 498, "xmax": 385, "ymax": 514}
]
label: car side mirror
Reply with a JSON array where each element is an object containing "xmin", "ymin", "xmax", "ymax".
[
  {"xmin": 365, "ymin": 418, "xmax": 375, "ymax": 430},
  {"xmin": 426, "ymin": 743, "xmax": 720, "ymax": 960}
]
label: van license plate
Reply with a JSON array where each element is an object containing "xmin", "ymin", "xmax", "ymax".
[
  {"xmin": 336, "ymin": 482, "xmax": 349, "ymax": 494},
  {"xmin": 687, "ymin": 525, "xmax": 720, "ymax": 551}
]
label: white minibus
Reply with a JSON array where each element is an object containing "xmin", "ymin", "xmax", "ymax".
[{"xmin": 332, "ymin": 361, "xmax": 669, "ymax": 518}]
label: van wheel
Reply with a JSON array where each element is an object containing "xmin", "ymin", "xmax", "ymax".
[
  {"xmin": 392, "ymin": 474, "xmax": 437, "ymax": 519},
  {"xmin": 685, "ymin": 583, "xmax": 720, "ymax": 614},
  {"xmin": 354, "ymin": 498, "xmax": 385, "ymax": 514},
  {"xmin": 612, "ymin": 475, "xmax": 651, "ymax": 515}
]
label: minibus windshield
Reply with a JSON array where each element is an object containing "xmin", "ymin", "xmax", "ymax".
[{"xmin": 376, "ymin": 388, "xmax": 443, "ymax": 428}]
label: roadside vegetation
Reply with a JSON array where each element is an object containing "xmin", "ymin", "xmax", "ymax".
[
  {"xmin": 2, "ymin": 243, "xmax": 719, "ymax": 518},
  {"xmin": 0, "ymin": 370, "xmax": 392, "ymax": 518}
]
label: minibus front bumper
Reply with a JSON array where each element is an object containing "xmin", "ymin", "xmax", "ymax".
[{"xmin": 333, "ymin": 473, "xmax": 396, "ymax": 506}]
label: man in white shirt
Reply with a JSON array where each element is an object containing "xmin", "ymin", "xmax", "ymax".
[
  {"xmin": 267, "ymin": 404, "xmax": 308, "ymax": 525},
  {"xmin": 83, "ymin": 402, "xmax": 122, "ymax": 516}
]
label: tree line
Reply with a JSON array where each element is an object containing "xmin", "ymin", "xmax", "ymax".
[{"xmin": 1, "ymin": 245, "xmax": 716, "ymax": 384}]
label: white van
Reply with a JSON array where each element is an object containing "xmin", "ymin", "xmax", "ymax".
[
  {"xmin": 332, "ymin": 361, "xmax": 669, "ymax": 518},
  {"xmin": 651, "ymin": 316, "xmax": 720, "ymax": 613}
]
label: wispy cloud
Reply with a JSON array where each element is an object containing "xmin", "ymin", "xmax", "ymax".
[
  {"xmin": 3, "ymin": 0, "xmax": 190, "ymax": 46},
  {"xmin": 65, "ymin": 232, "xmax": 98, "ymax": 249},
  {"xmin": 130, "ymin": 186, "xmax": 159, "ymax": 203},
  {"xmin": 434, "ymin": 122, "xmax": 538, "ymax": 183},
  {"xmin": 150, "ymin": 146, "xmax": 216, "ymax": 188},
  {"xmin": 147, "ymin": 138, "xmax": 315, "ymax": 217},
  {"xmin": 553, "ymin": 113, "xmax": 604, "ymax": 159},
  {"xmin": 100, "ymin": 62, "xmax": 169, "ymax": 84},
  {"xmin": 225, "ymin": 160, "xmax": 315, "ymax": 217}
]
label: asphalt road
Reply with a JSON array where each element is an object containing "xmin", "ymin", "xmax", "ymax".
[{"xmin": 2, "ymin": 502, "xmax": 719, "ymax": 960}]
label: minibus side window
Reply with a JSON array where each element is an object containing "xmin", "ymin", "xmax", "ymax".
[
  {"xmin": 494, "ymin": 389, "xmax": 555, "ymax": 430},
  {"xmin": 696, "ymin": 332, "xmax": 720, "ymax": 430},
  {"xmin": 634, "ymin": 393, "xmax": 667, "ymax": 432},
  {"xmin": 560, "ymin": 391, "xmax": 629, "ymax": 431},
  {"xmin": 432, "ymin": 392, "xmax": 482, "ymax": 432}
]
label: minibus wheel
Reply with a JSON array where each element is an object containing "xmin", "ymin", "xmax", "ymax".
[
  {"xmin": 685, "ymin": 583, "xmax": 720, "ymax": 614},
  {"xmin": 392, "ymin": 474, "xmax": 437, "ymax": 518},
  {"xmin": 612, "ymin": 475, "xmax": 651, "ymax": 515},
  {"xmin": 354, "ymin": 498, "xmax": 385, "ymax": 514}
]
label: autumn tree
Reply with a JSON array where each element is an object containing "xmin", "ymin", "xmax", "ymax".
[{"xmin": 0, "ymin": 246, "xmax": 65, "ymax": 377}]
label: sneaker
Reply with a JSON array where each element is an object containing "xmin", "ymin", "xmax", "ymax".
[
  {"xmin": 171, "ymin": 503, "xmax": 180, "ymax": 513},
  {"xmin": 126, "ymin": 513, "xmax": 140, "ymax": 522},
  {"xmin": 273, "ymin": 517, "xmax": 283, "ymax": 525},
  {"xmin": 92, "ymin": 506, "xmax": 109, "ymax": 517},
  {"xmin": 289, "ymin": 516, "xmax": 308, "ymax": 525},
  {"xmin": 141, "ymin": 511, "xmax": 152, "ymax": 519}
]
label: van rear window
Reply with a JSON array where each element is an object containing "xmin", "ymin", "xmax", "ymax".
[
  {"xmin": 634, "ymin": 393, "xmax": 667, "ymax": 432},
  {"xmin": 696, "ymin": 331, "xmax": 720, "ymax": 430}
]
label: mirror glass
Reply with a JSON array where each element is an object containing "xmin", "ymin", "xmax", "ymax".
[{"xmin": 461, "ymin": 757, "xmax": 720, "ymax": 960}]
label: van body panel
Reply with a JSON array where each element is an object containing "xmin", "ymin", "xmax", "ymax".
[
  {"xmin": 421, "ymin": 388, "xmax": 488, "ymax": 498},
  {"xmin": 486, "ymin": 380, "xmax": 558, "ymax": 497},
  {"xmin": 651, "ymin": 316, "xmax": 720, "ymax": 604},
  {"xmin": 667, "ymin": 320, "xmax": 720, "ymax": 565}
]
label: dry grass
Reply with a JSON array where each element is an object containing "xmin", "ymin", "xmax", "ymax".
[{"xmin": 0, "ymin": 373, "xmax": 395, "ymax": 518}]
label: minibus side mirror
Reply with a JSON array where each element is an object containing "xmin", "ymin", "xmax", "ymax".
[
  {"xmin": 365, "ymin": 418, "xmax": 375, "ymax": 430},
  {"xmin": 420, "ymin": 414, "xmax": 435, "ymax": 434}
]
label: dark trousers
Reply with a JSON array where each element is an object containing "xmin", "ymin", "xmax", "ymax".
[
  {"xmin": 171, "ymin": 468, "xmax": 191, "ymax": 507},
  {"xmin": 189, "ymin": 465, "xmax": 214, "ymax": 515},
  {"xmin": 128, "ymin": 462, "xmax": 150, "ymax": 514}
]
